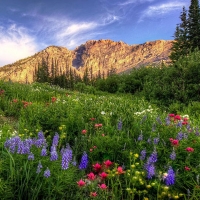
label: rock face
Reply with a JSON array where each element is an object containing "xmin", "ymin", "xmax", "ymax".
[{"xmin": 0, "ymin": 39, "xmax": 173, "ymax": 83}]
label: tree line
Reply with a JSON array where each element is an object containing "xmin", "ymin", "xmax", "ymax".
[
  {"xmin": 34, "ymin": 0, "xmax": 200, "ymax": 110},
  {"xmin": 170, "ymin": 0, "xmax": 200, "ymax": 62}
]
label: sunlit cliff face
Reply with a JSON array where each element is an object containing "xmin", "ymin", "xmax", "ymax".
[{"xmin": 0, "ymin": 39, "xmax": 172, "ymax": 83}]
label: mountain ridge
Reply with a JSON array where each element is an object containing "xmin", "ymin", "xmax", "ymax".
[{"xmin": 0, "ymin": 39, "xmax": 173, "ymax": 83}]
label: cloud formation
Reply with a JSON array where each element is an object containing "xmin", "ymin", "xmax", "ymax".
[
  {"xmin": 0, "ymin": 24, "xmax": 37, "ymax": 66},
  {"xmin": 139, "ymin": 1, "xmax": 186, "ymax": 22}
]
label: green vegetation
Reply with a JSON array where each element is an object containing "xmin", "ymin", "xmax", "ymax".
[
  {"xmin": 1, "ymin": 2, "xmax": 200, "ymax": 199},
  {"xmin": 170, "ymin": 0, "xmax": 200, "ymax": 62},
  {"xmin": 1, "ymin": 58, "xmax": 200, "ymax": 199}
]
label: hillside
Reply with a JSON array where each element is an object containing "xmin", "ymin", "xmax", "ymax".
[{"xmin": 0, "ymin": 39, "xmax": 173, "ymax": 83}]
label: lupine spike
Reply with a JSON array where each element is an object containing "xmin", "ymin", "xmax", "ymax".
[{"xmin": 79, "ymin": 151, "xmax": 88, "ymax": 170}]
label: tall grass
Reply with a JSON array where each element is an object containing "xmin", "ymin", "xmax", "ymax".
[{"xmin": 0, "ymin": 80, "xmax": 200, "ymax": 199}]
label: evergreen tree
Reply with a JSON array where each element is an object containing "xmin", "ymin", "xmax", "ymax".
[
  {"xmin": 83, "ymin": 67, "xmax": 90, "ymax": 85},
  {"xmin": 170, "ymin": 7, "xmax": 189, "ymax": 62},
  {"xmin": 188, "ymin": 0, "xmax": 200, "ymax": 50},
  {"xmin": 170, "ymin": 1, "xmax": 200, "ymax": 62},
  {"xmin": 36, "ymin": 59, "xmax": 50, "ymax": 83}
]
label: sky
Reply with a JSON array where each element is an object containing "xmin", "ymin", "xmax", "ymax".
[{"xmin": 0, "ymin": 0, "xmax": 190, "ymax": 67}]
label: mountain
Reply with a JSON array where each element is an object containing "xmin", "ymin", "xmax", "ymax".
[{"xmin": 0, "ymin": 39, "xmax": 173, "ymax": 83}]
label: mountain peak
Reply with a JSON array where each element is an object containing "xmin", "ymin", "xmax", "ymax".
[{"xmin": 0, "ymin": 39, "xmax": 173, "ymax": 83}]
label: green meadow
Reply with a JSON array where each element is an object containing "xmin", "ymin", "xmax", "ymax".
[{"xmin": 0, "ymin": 64, "xmax": 200, "ymax": 200}]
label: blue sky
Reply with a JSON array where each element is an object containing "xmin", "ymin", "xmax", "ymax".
[{"xmin": 0, "ymin": 0, "xmax": 190, "ymax": 67}]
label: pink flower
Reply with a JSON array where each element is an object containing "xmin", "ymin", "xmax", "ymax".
[
  {"xmin": 184, "ymin": 166, "xmax": 191, "ymax": 171},
  {"xmin": 94, "ymin": 123, "xmax": 103, "ymax": 128},
  {"xmin": 104, "ymin": 160, "xmax": 113, "ymax": 168},
  {"xmin": 87, "ymin": 172, "xmax": 96, "ymax": 180},
  {"xmin": 98, "ymin": 183, "xmax": 107, "ymax": 190},
  {"xmin": 93, "ymin": 163, "xmax": 102, "ymax": 172},
  {"xmin": 90, "ymin": 192, "xmax": 97, "ymax": 197},
  {"xmin": 94, "ymin": 124, "xmax": 99, "ymax": 128},
  {"xmin": 170, "ymin": 138, "xmax": 179, "ymax": 146},
  {"xmin": 99, "ymin": 172, "xmax": 108, "ymax": 179},
  {"xmin": 90, "ymin": 148, "xmax": 93, "ymax": 152},
  {"xmin": 174, "ymin": 115, "xmax": 181, "ymax": 120},
  {"xmin": 81, "ymin": 129, "xmax": 87, "ymax": 134},
  {"xmin": 182, "ymin": 121, "xmax": 188, "ymax": 125},
  {"xmin": 77, "ymin": 179, "xmax": 86, "ymax": 187},
  {"xmin": 102, "ymin": 134, "xmax": 105, "ymax": 137},
  {"xmin": 93, "ymin": 146, "xmax": 97, "ymax": 149},
  {"xmin": 90, "ymin": 118, "xmax": 96, "ymax": 121},
  {"xmin": 183, "ymin": 118, "xmax": 188, "ymax": 121},
  {"xmin": 168, "ymin": 113, "xmax": 175, "ymax": 117},
  {"xmin": 117, "ymin": 166, "xmax": 125, "ymax": 174},
  {"xmin": 186, "ymin": 147, "xmax": 194, "ymax": 152}
]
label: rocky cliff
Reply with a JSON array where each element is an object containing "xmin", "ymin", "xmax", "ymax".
[{"xmin": 0, "ymin": 39, "xmax": 173, "ymax": 83}]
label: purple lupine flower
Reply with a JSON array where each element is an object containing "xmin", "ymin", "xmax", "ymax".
[
  {"xmin": 60, "ymin": 147, "xmax": 65, "ymax": 156},
  {"xmin": 50, "ymin": 146, "xmax": 58, "ymax": 161},
  {"xmin": 153, "ymin": 137, "xmax": 159, "ymax": 145},
  {"xmin": 156, "ymin": 116, "xmax": 162, "ymax": 124},
  {"xmin": 148, "ymin": 150, "xmax": 157, "ymax": 163},
  {"xmin": 36, "ymin": 161, "xmax": 43, "ymax": 174},
  {"xmin": 52, "ymin": 133, "xmax": 59, "ymax": 146},
  {"xmin": 140, "ymin": 149, "xmax": 146, "ymax": 160},
  {"xmin": 38, "ymin": 131, "xmax": 45, "ymax": 140},
  {"xmin": 176, "ymin": 131, "xmax": 184, "ymax": 140},
  {"xmin": 165, "ymin": 116, "xmax": 170, "ymax": 126},
  {"xmin": 17, "ymin": 141, "xmax": 25, "ymax": 154},
  {"xmin": 170, "ymin": 150, "xmax": 176, "ymax": 160},
  {"xmin": 165, "ymin": 167, "xmax": 175, "ymax": 186},
  {"xmin": 22, "ymin": 140, "xmax": 32, "ymax": 154},
  {"xmin": 25, "ymin": 138, "xmax": 33, "ymax": 146},
  {"xmin": 79, "ymin": 151, "xmax": 88, "ymax": 170},
  {"xmin": 176, "ymin": 121, "xmax": 182, "ymax": 128},
  {"xmin": 44, "ymin": 168, "xmax": 50, "ymax": 178},
  {"xmin": 145, "ymin": 164, "xmax": 155, "ymax": 179},
  {"xmin": 5, "ymin": 136, "xmax": 21, "ymax": 153},
  {"xmin": 28, "ymin": 152, "xmax": 34, "ymax": 160},
  {"xmin": 35, "ymin": 139, "xmax": 45, "ymax": 148},
  {"xmin": 61, "ymin": 148, "xmax": 73, "ymax": 170},
  {"xmin": 41, "ymin": 146, "xmax": 48, "ymax": 156},
  {"xmin": 118, "ymin": 120, "xmax": 122, "ymax": 130},
  {"xmin": 186, "ymin": 124, "xmax": 191, "ymax": 131},
  {"xmin": 137, "ymin": 132, "xmax": 143, "ymax": 141},
  {"xmin": 195, "ymin": 128, "xmax": 200, "ymax": 136},
  {"xmin": 4, "ymin": 139, "xmax": 10, "ymax": 149}
]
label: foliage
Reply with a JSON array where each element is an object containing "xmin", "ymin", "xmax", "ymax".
[
  {"xmin": 1, "ymin": 80, "xmax": 200, "ymax": 199},
  {"xmin": 170, "ymin": 0, "xmax": 200, "ymax": 62}
]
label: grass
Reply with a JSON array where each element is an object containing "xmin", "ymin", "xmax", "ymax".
[{"xmin": 0, "ymin": 80, "xmax": 200, "ymax": 199}]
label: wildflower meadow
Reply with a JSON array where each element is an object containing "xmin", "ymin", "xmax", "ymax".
[{"xmin": 0, "ymin": 80, "xmax": 200, "ymax": 200}]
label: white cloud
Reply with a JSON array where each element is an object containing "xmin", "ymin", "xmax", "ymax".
[
  {"xmin": 34, "ymin": 13, "xmax": 119, "ymax": 49},
  {"xmin": 0, "ymin": 24, "xmax": 38, "ymax": 66},
  {"xmin": 118, "ymin": 0, "xmax": 155, "ymax": 6},
  {"xmin": 58, "ymin": 22, "xmax": 98, "ymax": 38},
  {"xmin": 101, "ymin": 14, "xmax": 120, "ymax": 25},
  {"xmin": 139, "ymin": 1, "xmax": 186, "ymax": 22}
]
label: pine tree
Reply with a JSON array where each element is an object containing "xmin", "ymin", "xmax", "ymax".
[
  {"xmin": 36, "ymin": 58, "xmax": 50, "ymax": 83},
  {"xmin": 188, "ymin": 0, "xmax": 200, "ymax": 50},
  {"xmin": 179, "ymin": 7, "xmax": 190, "ymax": 55},
  {"xmin": 170, "ymin": 7, "xmax": 189, "ymax": 62}
]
